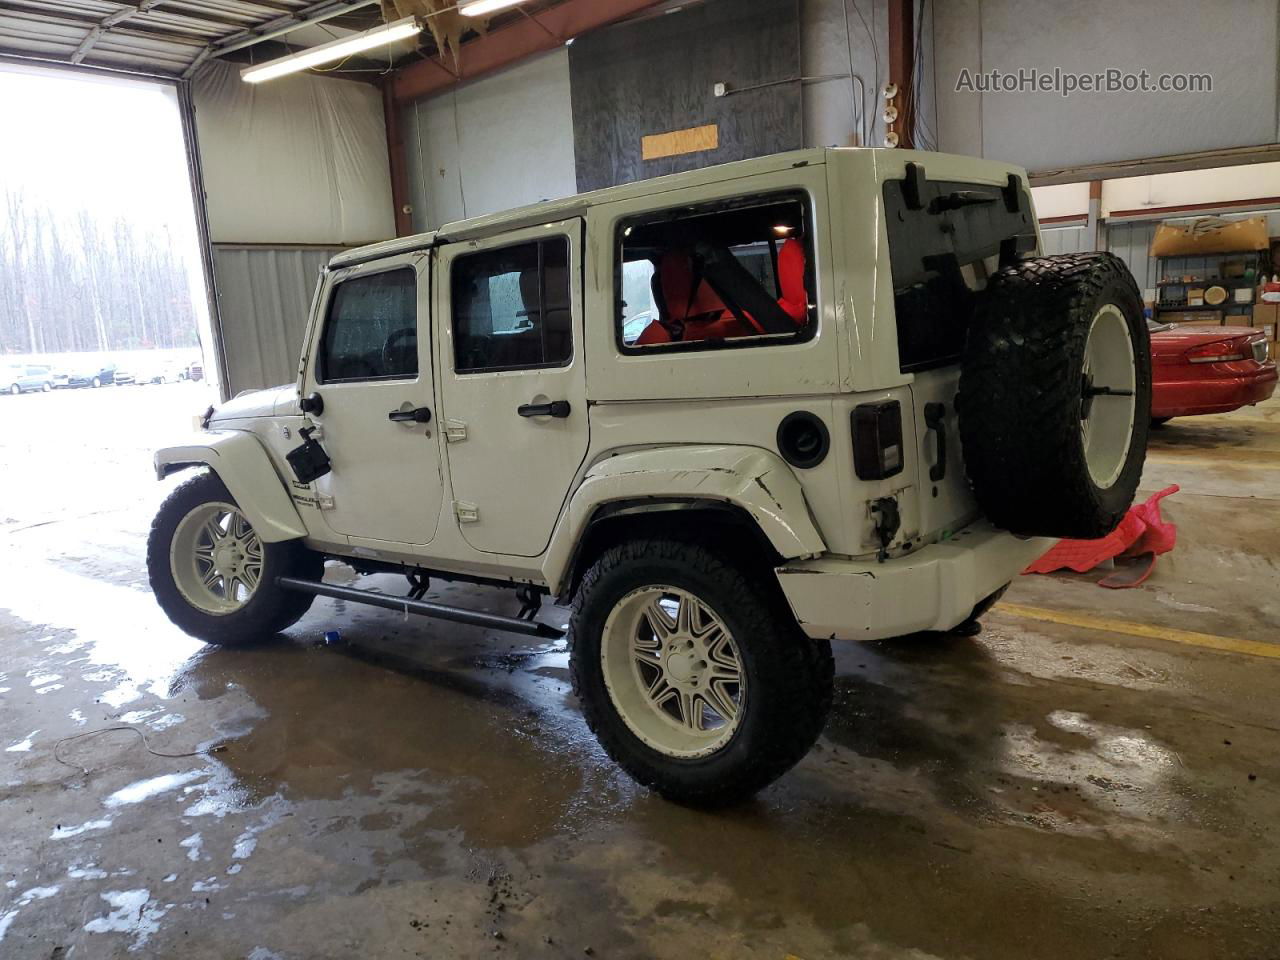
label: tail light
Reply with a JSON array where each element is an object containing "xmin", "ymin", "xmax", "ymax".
[
  {"xmin": 1185, "ymin": 338, "xmax": 1249, "ymax": 364},
  {"xmin": 852, "ymin": 401, "xmax": 904, "ymax": 480}
]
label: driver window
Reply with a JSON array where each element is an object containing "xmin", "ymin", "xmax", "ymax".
[{"xmin": 319, "ymin": 267, "xmax": 418, "ymax": 383}]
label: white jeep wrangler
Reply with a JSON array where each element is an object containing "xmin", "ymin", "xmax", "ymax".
[{"xmin": 149, "ymin": 148, "xmax": 1150, "ymax": 806}]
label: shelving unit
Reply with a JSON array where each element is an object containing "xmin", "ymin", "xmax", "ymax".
[{"xmin": 1154, "ymin": 249, "xmax": 1270, "ymax": 320}]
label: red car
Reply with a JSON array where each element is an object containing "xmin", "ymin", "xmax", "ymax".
[{"xmin": 1149, "ymin": 322, "xmax": 1277, "ymax": 425}]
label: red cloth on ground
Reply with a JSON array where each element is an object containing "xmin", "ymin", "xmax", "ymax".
[{"xmin": 1024, "ymin": 485, "xmax": 1179, "ymax": 577}]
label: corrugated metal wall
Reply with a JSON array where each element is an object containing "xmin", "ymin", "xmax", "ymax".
[
  {"xmin": 1105, "ymin": 222, "xmax": 1158, "ymax": 291},
  {"xmin": 211, "ymin": 245, "xmax": 341, "ymax": 396},
  {"xmin": 1040, "ymin": 225, "xmax": 1093, "ymax": 256}
]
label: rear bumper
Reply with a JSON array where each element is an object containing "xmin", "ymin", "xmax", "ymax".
[
  {"xmin": 775, "ymin": 522, "xmax": 1052, "ymax": 641},
  {"xmin": 1152, "ymin": 364, "xmax": 1277, "ymax": 418}
]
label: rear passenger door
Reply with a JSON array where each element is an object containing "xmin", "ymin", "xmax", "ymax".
[{"xmin": 435, "ymin": 219, "xmax": 588, "ymax": 557}]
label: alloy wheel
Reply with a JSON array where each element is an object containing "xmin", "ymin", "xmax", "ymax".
[
  {"xmin": 600, "ymin": 586, "xmax": 746, "ymax": 758},
  {"xmin": 169, "ymin": 502, "xmax": 265, "ymax": 615}
]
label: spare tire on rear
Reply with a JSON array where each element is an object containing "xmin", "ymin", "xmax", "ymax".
[{"xmin": 957, "ymin": 252, "xmax": 1150, "ymax": 539}]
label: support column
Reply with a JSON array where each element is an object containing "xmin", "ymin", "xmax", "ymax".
[
  {"xmin": 1087, "ymin": 179, "xmax": 1103, "ymax": 251},
  {"xmin": 383, "ymin": 82, "xmax": 413, "ymax": 238},
  {"xmin": 887, "ymin": 0, "xmax": 915, "ymax": 149}
]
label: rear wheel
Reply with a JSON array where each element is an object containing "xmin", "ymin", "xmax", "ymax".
[
  {"xmin": 147, "ymin": 472, "xmax": 321, "ymax": 645},
  {"xmin": 569, "ymin": 538, "xmax": 833, "ymax": 807},
  {"xmin": 41, "ymin": 382, "xmax": 51, "ymax": 393},
  {"xmin": 91, "ymin": 376, "xmax": 101, "ymax": 389}
]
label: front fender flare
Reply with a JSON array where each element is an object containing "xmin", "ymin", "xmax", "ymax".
[
  {"xmin": 154, "ymin": 430, "xmax": 308, "ymax": 543},
  {"xmin": 542, "ymin": 445, "xmax": 826, "ymax": 594}
]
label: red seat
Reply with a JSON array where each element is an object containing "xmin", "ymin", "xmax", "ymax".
[
  {"xmin": 777, "ymin": 238, "xmax": 808, "ymax": 324},
  {"xmin": 635, "ymin": 241, "xmax": 810, "ymax": 345}
]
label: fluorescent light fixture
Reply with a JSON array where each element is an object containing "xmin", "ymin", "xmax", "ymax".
[
  {"xmin": 241, "ymin": 16, "xmax": 423, "ymax": 84},
  {"xmin": 459, "ymin": 0, "xmax": 526, "ymax": 16}
]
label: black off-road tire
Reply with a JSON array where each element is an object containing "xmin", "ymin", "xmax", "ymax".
[
  {"xmin": 957, "ymin": 252, "xmax": 1150, "ymax": 539},
  {"xmin": 568, "ymin": 538, "xmax": 834, "ymax": 808},
  {"xmin": 147, "ymin": 471, "xmax": 322, "ymax": 645}
]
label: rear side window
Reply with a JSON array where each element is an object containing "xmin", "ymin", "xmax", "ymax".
[
  {"xmin": 883, "ymin": 171, "xmax": 1035, "ymax": 372},
  {"xmin": 319, "ymin": 268, "xmax": 418, "ymax": 383},
  {"xmin": 617, "ymin": 193, "xmax": 816, "ymax": 353},
  {"xmin": 451, "ymin": 239, "xmax": 572, "ymax": 373}
]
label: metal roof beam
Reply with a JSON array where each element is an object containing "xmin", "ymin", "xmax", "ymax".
[
  {"xmin": 70, "ymin": 0, "xmax": 161, "ymax": 63},
  {"xmin": 389, "ymin": 0, "xmax": 665, "ymax": 103}
]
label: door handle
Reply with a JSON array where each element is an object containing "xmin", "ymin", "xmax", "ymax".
[
  {"xmin": 924, "ymin": 402, "xmax": 946, "ymax": 482},
  {"xmin": 388, "ymin": 406, "xmax": 432, "ymax": 423},
  {"xmin": 518, "ymin": 400, "xmax": 571, "ymax": 419}
]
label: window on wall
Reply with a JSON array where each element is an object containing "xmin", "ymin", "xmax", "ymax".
[
  {"xmin": 617, "ymin": 194, "xmax": 816, "ymax": 352},
  {"xmin": 451, "ymin": 239, "xmax": 572, "ymax": 373},
  {"xmin": 319, "ymin": 268, "xmax": 418, "ymax": 383}
]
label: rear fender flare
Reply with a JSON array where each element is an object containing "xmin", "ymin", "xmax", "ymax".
[
  {"xmin": 154, "ymin": 430, "xmax": 307, "ymax": 543},
  {"xmin": 542, "ymin": 445, "xmax": 826, "ymax": 595}
]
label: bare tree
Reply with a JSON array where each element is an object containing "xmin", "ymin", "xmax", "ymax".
[{"xmin": 0, "ymin": 183, "xmax": 200, "ymax": 357}]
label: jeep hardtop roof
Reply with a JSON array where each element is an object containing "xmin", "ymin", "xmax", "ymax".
[
  {"xmin": 329, "ymin": 147, "xmax": 1030, "ymax": 272},
  {"xmin": 329, "ymin": 147, "xmax": 839, "ymax": 271}
]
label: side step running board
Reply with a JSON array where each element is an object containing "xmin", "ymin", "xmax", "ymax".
[{"xmin": 276, "ymin": 577, "xmax": 565, "ymax": 640}]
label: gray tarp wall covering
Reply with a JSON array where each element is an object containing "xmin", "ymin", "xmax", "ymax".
[
  {"xmin": 932, "ymin": 0, "xmax": 1280, "ymax": 170},
  {"xmin": 193, "ymin": 61, "xmax": 395, "ymax": 393},
  {"xmin": 403, "ymin": 48, "xmax": 578, "ymax": 231},
  {"xmin": 210, "ymin": 246, "xmax": 341, "ymax": 397}
]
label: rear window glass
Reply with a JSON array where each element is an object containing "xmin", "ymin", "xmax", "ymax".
[
  {"xmin": 883, "ymin": 173, "xmax": 1035, "ymax": 372},
  {"xmin": 617, "ymin": 193, "xmax": 816, "ymax": 353}
]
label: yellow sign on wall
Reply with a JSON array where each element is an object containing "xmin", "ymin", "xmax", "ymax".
[{"xmin": 642, "ymin": 123, "xmax": 720, "ymax": 161}]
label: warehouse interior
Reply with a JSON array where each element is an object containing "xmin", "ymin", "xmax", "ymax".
[{"xmin": 0, "ymin": 1, "xmax": 1277, "ymax": 957}]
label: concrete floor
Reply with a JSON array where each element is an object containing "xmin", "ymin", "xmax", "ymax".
[{"xmin": 1, "ymin": 383, "xmax": 1277, "ymax": 959}]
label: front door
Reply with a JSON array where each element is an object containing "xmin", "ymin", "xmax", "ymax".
[
  {"xmin": 436, "ymin": 219, "xmax": 589, "ymax": 557},
  {"xmin": 302, "ymin": 254, "xmax": 444, "ymax": 545}
]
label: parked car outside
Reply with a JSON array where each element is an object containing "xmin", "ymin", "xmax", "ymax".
[
  {"xmin": 1150, "ymin": 322, "xmax": 1277, "ymax": 424},
  {"xmin": 65, "ymin": 363, "xmax": 117, "ymax": 389},
  {"xmin": 183, "ymin": 360, "xmax": 204, "ymax": 382},
  {"xmin": 3, "ymin": 364, "xmax": 54, "ymax": 394}
]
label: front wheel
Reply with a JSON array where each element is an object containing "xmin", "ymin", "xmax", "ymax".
[
  {"xmin": 569, "ymin": 538, "xmax": 833, "ymax": 807},
  {"xmin": 8, "ymin": 384, "xmax": 18, "ymax": 395},
  {"xmin": 147, "ymin": 472, "xmax": 321, "ymax": 645},
  {"xmin": 91, "ymin": 376, "xmax": 101, "ymax": 388}
]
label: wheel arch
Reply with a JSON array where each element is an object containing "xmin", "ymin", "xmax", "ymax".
[
  {"xmin": 155, "ymin": 430, "xmax": 307, "ymax": 544},
  {"xmin": 543, "ymin": 444, "xmax": 826, "ymax": 602}
]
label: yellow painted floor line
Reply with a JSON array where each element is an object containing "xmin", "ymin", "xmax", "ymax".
[
  {"xmin": 1146, "ymin": 451, "xmax": 1280, "ymax": 466},
  {"xmin": 995, "ymin": 602, "xmax": 1280, "ymax": 661}
]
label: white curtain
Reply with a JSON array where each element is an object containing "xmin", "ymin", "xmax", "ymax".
[{"xmin": 192, "ymin": 60, "xmax": 395, "ymax": 246}]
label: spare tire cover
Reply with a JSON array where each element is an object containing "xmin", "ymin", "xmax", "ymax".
[{"xmin": 957, "ymin": 252, "xmax": 1151, "ymax": 539}]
